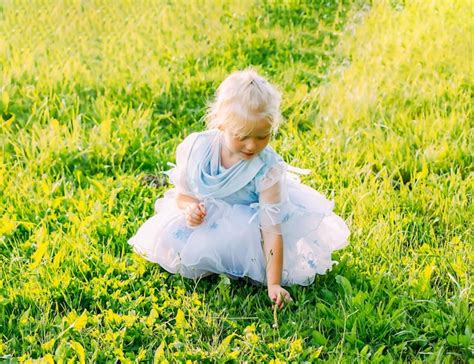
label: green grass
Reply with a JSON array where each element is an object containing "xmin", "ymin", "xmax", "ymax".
[{"xmin": 1, "ymin": 0, "xmax": 472, "ymax": 362}]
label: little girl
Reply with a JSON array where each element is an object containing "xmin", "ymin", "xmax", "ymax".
[{"xmin": 128, "ymin": 69, "xmax": 350, "ymax": 309}]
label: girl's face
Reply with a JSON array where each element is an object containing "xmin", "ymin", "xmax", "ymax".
[{"xmin": 221, "ymin": 119, "xmax": 272, "ymax": 161}]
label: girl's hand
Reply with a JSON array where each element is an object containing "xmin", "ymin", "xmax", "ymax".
[
  {"xmin": 184, "ymin": 202, "xmax": 206, "ymax": 227},
  {"xmin": 268, "ymin": 284, "xmax": 293, "ymax": 310}
]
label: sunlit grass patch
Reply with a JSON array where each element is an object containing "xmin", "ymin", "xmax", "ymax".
[{"xmin": 0, "ymin": 0, "xmax": 472, "ymax": 361}]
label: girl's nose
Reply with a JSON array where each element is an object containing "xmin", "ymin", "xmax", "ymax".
[{"xmin": 246, "ymin": 139, "xmax": 256, "ymax": 151}]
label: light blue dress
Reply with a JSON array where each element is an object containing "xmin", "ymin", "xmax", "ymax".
[{"xmin": 128, "ymin": 129, "xmax": 350, "ymax": 286}]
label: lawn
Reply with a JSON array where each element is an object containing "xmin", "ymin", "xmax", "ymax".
[{"xmin": 0, "ymin": 0, "xmax": 472, "ymax": 362}]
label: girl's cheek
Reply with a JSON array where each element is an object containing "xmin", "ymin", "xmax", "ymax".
[{"xmin": 258, "ymin": 139, "xmax": 269, "ymax": 149}]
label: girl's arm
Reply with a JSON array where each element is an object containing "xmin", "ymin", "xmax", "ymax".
[
  {"xmin": 261, "ymin": 230, "xmax": 283, "ymax": 285},
  {"xmin": 176, "ymin": 192, "xmax": 200, "ymax": 210},
  {"xmin": 259, "ymin": 182, "xmax": 292, "ymax": 308},
  {"xmin": 262, "ymin": 226, "xmax": 292, "ymax": 309}
]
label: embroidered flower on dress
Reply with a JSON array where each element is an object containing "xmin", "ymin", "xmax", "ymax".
[
  {"xmin": 305, "ymin": 252, "xmax": 317, "ymax": 269},
  {"xmin": 174, "ymin": 228, "xmax": 192, "ymax": 240}
]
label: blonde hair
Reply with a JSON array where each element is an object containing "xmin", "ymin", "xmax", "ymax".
[{"xmin": 206, "ymin": 68, "xmax": 282, "ymax": 136}]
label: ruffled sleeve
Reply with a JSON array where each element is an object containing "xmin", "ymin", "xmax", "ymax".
[
  {"xmin": 252, "ymin": 162, "xmax": 288, "ymax": 235},
  {"xmin": 166, "ymin": 133, "xmax": 198, "ymax": 195}
]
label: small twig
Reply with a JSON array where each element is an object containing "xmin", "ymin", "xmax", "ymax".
[{"xmin": 272, "ymin": 301, "xmax": 279, "ymax": 329}]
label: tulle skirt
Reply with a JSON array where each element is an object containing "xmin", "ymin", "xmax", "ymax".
[{"xmin": 128, "ymin": 180, "xmax": 350, "ymax": 286}]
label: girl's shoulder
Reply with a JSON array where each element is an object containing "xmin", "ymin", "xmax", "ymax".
[
  {"xmin": 254, "ymin": 146, "xmax": 286, "ymax": 192},
  {"xmin": 177, "ymin": 129, "xmax": 218, "ymax": 154},
  {"xmin": 180, "ymin": 129, "xmax": 217, "ymax": 145},
  {"xmin": 257, "ymin": 145, "xmax": 285, "ymax": 169}
]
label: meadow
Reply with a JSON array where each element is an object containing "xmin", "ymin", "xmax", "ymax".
[{"xmin": 0, "ymin": 0, "xmax": 472, "ymax": 362}]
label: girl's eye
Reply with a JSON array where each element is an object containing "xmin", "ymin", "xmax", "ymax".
[{"xmin": 234, "ymin": 134, "xmax": 269, "ymax": 141}]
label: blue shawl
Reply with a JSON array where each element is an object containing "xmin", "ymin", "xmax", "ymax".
[{"xmin": 181, "ymin": 130, "xmax": 265, "ymax": 199}]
